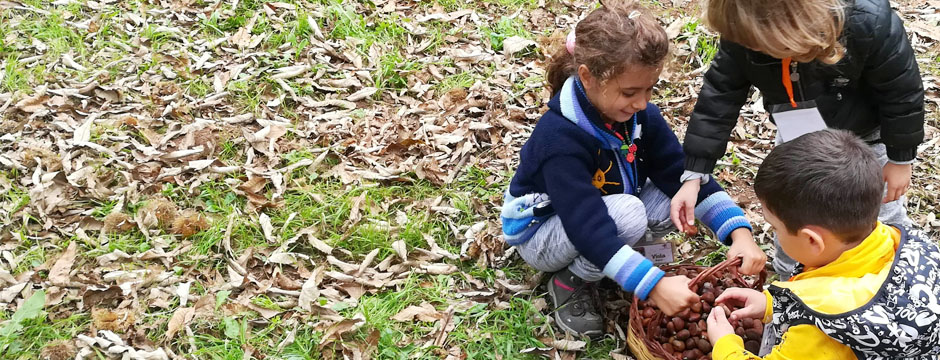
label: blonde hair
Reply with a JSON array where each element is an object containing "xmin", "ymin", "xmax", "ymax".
[
  {"xmin": 546, "ymin": 0, "xmax": 669, "ymax": 95},
  {"xmin": 705, "ymin": 0, "xmax": 846, "ymax": 64}
]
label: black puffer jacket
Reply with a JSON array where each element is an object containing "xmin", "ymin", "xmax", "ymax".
[{"xmin": 683, "ymin": 0, "xmax": 925, "ymax": 173}]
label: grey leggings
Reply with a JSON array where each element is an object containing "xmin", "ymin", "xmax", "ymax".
[{"xmin": 514, "ymin": 182, "xmax": 674, "ymax": 282}]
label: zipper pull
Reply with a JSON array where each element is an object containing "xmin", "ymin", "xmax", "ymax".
[{"xmin": 790, "ymin": 61, "xmax": 800, "ymax": 82}]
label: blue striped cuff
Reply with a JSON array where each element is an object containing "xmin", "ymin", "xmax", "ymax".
[
  {"xmin": 695, "ymin": 192, "xmax": 753, "ymax": 245},
  {"xmin": 603, "ymin": 245, "xmax": 664, "ymax": 300},
  {"xmin": 635, "ymin": 267, "xmax": 665, "ymax": 300}
]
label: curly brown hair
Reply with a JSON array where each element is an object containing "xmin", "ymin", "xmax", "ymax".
[{"xmin": 545, "ymin": 0, "xmax": 670, "ymax": 95}]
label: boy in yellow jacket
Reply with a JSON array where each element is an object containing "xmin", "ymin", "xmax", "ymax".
[{"xmin": 705, "ymin": 129, "xmax": 940, "ymax": 360}]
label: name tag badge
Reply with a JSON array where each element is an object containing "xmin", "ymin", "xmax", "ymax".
[
  {"xmin": 635, "ymin": 242, "xmax": 674, "ymax": 265},
  {"xmin": 770, "ymin": 100, "xmax": 828, "ymax": 143}
]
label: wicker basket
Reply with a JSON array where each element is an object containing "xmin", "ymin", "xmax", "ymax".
[{"xmin": 626, "ymin": 258, "xmax": 767, "ymax": 360}]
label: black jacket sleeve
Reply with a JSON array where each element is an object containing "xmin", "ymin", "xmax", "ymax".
[
  {"xmin": 683, "ymin": 40, "xmax": 753, "ymax": 173},
  {"xmin": 859, "ymin": 5, "xmax": 925, "ymax": 162}
]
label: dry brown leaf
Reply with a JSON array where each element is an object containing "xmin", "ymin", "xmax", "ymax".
[
  {"xmin": 390, "ymin": 302, "xmax": 442, "ymax": 322},
  {"xmin": 92, "ymin": 307, "xmax": 136, "ymax": 332},
  {"xmin": 355, "ymin": 248, "xmax": 380, "ymax": 276},
  {"xmin": 164, "ymin": 307, "xmax": 195, "ymax": 340},
  {"xmin": 551, "ymin": 339, "xmax": 586, "ymax": 351},
  {"xmin": 502, "ymin": 36, "xmax": 536, "ymax": 55},
  {"xmin": 140, "ymin": 198, "xmax": 179, "ymax": 229},
  {"xmin": 103, "ymin": 212, "xmax": 135, "ymax": 233},
  {"xmin": 171, "ymin": 210, "xmax": 209, "ymax": 238},
  {"xmin": 39, "ymin": 340, "xmax": 76, "ymax": 360},
  {"xmin": 318, "ymin": 315, "xmax": 365, "ymax": 348},
  {"xmin": 82, "ymin": 286, "xmax": 123, "ymax": 309},
  {"xmin": 298, "ymin": 266, "xmax": 324, "ymax": 311},
  {"xmin": 420, "ymin": 263, "xmax": 457, "ymax": 275},
  {"xmin": 348, "ymin": 191, "xmax": 367, "ymax": 226},
  {"xmin": 48, "ymin": 242, "xmax": 77, "ymax": 286},
  {"xmin": 347, "ymin": 87, "xmax": 378, "ymax": 102},
  {"xmin": 15, "ymin": 93, "xmax": 48, "ymax": 113},
  {"xmin": 391, "ymin": 240, "xmax": 407, "ymax": 261}
]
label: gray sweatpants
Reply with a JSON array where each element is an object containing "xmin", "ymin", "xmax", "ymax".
[
  {"xmin": 771, "ymin": 141, "xmax": 912, "ymax": 278},
  {"xmin": 514, "ymin": 182, "xmax": 674, "ymax": 282}
]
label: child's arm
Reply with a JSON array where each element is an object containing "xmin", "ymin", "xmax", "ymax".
[
  {"xmin": 682, "ymin": 40, "xmax": 752, "ymax": 175},
  {"xmin": 859, "ymin": 10, "xmax": 924, "ymax": 203},
  {"xmin": 540, "ymin": 154, "xmax": 698, "ymax": 313},
  {"xmin": 861, "ymin": 8, "xmax": 924, "ymax": 166},
  {"xmin": 709, "ymin": 315, "xmax": 856, "ymax": 359},
  {"xmin": 708, "ymin": 290, "xmax": 856, "ymax": 360},
  {"xmin": 641, "ymin": 105, "xmax": 761, "ymax": 273}
]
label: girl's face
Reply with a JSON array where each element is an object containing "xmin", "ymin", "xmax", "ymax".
[{"xmin": 578, "ymin": 63, "xmax": 662, "ymax": 124}]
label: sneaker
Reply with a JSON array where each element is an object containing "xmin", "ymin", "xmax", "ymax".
[{"xmin": 547, "ymin": 268, "xmax": 604, "ymax": 339}]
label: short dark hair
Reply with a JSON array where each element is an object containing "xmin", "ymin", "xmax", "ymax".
[{"xmin": 754, "ymin": 129, "xmax": 882, "ymax": 243}]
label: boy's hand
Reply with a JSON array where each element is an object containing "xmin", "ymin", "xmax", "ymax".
[
  {"xmin": 707, "ymin": 306, "xmax": 736, "ymax": 345},
  {"xmin": 648, "ymin": 275, "xmax": 700, "ymax": 316},
  {"xmin": 670, "ymin": 180, "xmax": 700, "ymax": 234},
  {"xmin": 727, "ymin": 228, "xmax": 767, "ymax": 275},
  {"xmin": 715, "ymin": 287, "xmax": 767, "ymax": 321},
  {"xmin": 883, "ymin": 163, "xmax": 912, "ymax": 203}
]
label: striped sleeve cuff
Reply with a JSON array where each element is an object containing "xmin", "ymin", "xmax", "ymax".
[
  {"xmin": 694, "ymin": 191, "xmax": 753, "ymax": 245},
  {"xmin": 602, "ymin": 245, "xmax": 665, "ymax": 300}
]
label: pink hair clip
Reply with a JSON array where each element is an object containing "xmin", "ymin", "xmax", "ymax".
[{"xmin": 566, "ymin": 30, "xmax": 576, "ymax": 55}]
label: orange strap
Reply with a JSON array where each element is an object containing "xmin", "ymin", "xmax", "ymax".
[{"xmin": 781, "ymin": 57, "xmax": 798, "ymax": 108}]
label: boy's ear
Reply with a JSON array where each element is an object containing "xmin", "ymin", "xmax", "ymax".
[{"xmin": 799, "ymin": 225, "xmax": 826, "ymax": 255}]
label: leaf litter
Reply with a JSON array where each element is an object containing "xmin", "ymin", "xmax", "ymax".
[{"xmin": 0, "ymin": 0, "xmax": 937, "ymax": 358}]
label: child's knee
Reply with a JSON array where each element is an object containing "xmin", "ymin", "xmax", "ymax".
[{"xmin": 603, "ymin": 194, "xmax": 648, "ymax": 241}]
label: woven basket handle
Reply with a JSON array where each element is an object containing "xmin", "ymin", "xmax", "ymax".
[
  {"xmin": 688, "ymin": 257, "xmax": 766, "ymax": 292},
  {"xmin": 688, "ymin": 257, "xmax": 740, "ymax": 292}
]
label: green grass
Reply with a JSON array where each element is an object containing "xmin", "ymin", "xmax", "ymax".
[
  {"xmin": 140, "ymin": 24, "xmax": 178, "ymax": 52},
  {"xmin": 373, "ymin": 52, "xmax": 423, "ymax": 93},
  {"xmin": 1, "ymin": 0, "xmax": 882, "ymax": 357},
  {"xmin": 2, "ymin": 56, "xmax": 28, "ymax": 92},
  {"xmin": 17, "ymin": 10, "xmax": 86, "ymax": 58},
  {"xmin": 488, "ymin": 0, "xmax": 540, "ymax": 10},
  {"xmin": 481, "ymin": 16, "xmax": 532, "ymax": 52},
  {"xmin": 227, "ymin": 79, "xmax": 266, "ymax": 113},
  {"xmin": 435, "ymin": 71, "xmax": 478, "ymax": 93},
  {"xmin": 679, "ymin": 20, "xmax": 719, "ymax": 65},
  {"xmin": 0, "ymin": 309, "xmax": 88, "ymax": 358}
]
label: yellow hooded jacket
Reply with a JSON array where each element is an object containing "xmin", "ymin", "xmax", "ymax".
[{"xmin": 712, "ymin": 222, "xmax": 901, "ymax": 360}]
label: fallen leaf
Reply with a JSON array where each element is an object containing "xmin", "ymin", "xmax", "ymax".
[
  {"xmin": 347, "ymin": 87, "xmax": 378, "ymax": 102},
  {"xmin": 319, "ymin": 314, "xmax": 365, "ymax": 348},
  {"xmin": 391, "ymin": 302, "xmax": 442, "ymax": 322},
  {"xmin": 502, "ymin": 36, "xmax": 536, "ymax": 55},
  {"xmin": 391, "ymin": 240, "xmax": 407, "ymax": 261},
  {"xmin": 298, "ymin": 266, "xmax": 324, "ymax": 311},
  {"xmin": 48, "ymin": 242, "xmax": 78, "ymax": 286},
  {"xmin": 91, "ymin": 308, "xmax": 135, "ymax": 332},
  {"xmin": 551, "ymin": 339, "xmax": 586, "ymax": 351},
  {"xmin": 164, "ymin": 307, "xmax": 195, "ymax": 340}
]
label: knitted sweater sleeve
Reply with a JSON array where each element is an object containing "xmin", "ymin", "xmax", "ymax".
[
  {"xmin": 541, "ymin": 154, "xmax": 664, "ymax": 300},
  {"xmin": 642, "ymin": 105, "xmax": 752, "ymax": 245}
]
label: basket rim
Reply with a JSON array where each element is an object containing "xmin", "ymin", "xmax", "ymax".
[{"xmin": 627, "ymin": 257, "xmax": 767, "ymax": 360}]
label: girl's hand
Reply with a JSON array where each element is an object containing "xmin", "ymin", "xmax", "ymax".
[
  {"xmin": 883, "ymin": 163, "xmax": 912, "ymax": 203},
  {"xmin": 727, "ymin": 228, "xmax": 767, "ymax": 275},
  {"xmin": 715, "ymin": 287, "xmax": 767, "ymax": 322},
  {"xmin": 670, "ymin": 180, "xmax": 700, "ymax": 234},
  {"xmin": 707, "ymin": 306, "xmax": 736, "ymax": 345},
  {"xmin": 648, "ymin": 275, "xmax": 700, "ymax": 316}
]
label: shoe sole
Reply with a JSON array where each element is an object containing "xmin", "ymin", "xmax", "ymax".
[{"xmin": 547, "ymin": 278, "xmax": 604, "ymax": 339}]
